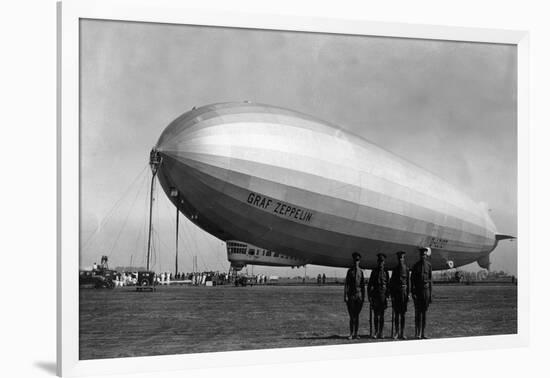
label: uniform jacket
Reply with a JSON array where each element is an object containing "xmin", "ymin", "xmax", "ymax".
[
  {"xmin": 344, "ymin": 266, "xmax": 365, "ymax": 301},
  {"xmin": 367, "ymin": 267, "xmax": 390, "ymax": 300},
  {"xmin": 389, "ymin": 263, "xmax": 410, "ymax": 297},
  {"xmin": 410, "ymin": 259, "xmax": 432, "ymax": 298}
]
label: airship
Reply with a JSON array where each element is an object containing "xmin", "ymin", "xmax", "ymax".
[{"xmin": 151, "ymin": 102, "xmax": 514, "ymax": 270}]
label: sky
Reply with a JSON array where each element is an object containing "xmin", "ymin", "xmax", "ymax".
[{"xmin": 79, "ymin": 19, "xmax": 517, "ymax": 276}]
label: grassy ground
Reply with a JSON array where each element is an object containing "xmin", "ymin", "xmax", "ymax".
[{"xmin": 79, "ymin": 284, "xmax": 517, "ymax": 359}]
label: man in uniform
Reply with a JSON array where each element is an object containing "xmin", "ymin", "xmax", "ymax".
[
  {"xmin": 389, "ymin": 251, "xmax": 410, "ymax": 340},
  {"xmin": 344, "ymin": 252, "xmax": 365, "ymax": 340},
  {"xmin": 367, "ymin": 253, "xmax": 390, "ymax": 339},
  {"xmin": 411, "ymin": 247, "xmax": 432, "ymax": 339}
]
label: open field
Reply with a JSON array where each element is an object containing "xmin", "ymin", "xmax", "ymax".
[{"xmin": 79, "ymin": 284, "xmax": 517, "ymax": 360}]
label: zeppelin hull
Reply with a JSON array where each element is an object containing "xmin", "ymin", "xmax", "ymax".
[{"xmin": 155, "ymin": 103, "xmax": 498, "ymax": 270}]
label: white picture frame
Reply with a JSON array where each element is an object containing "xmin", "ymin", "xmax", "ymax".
[{"xmin": 57, "ymin": 0, "xmax": 529, "ymax": 376}]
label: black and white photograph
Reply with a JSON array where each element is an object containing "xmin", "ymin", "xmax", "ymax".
[
  {"xmin": 78, "ymin": 18, "xmax": 518, "ymax": 360},
  {"xmin": 14, "ymin": 0, "xmax": 550, "ymax": 377}
]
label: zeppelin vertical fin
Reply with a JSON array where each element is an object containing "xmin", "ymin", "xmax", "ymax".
[{"xmin": 495, "ymin": 234, "xmax": 516, "ymax": 241}]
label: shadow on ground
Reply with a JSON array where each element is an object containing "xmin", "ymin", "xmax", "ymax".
[
  {"xmin": 294, "ymin": 334, "xmax": 396, "ymax": 341},
  {"xmin": 295, "ymin": 334, "xmax": 348, "ymax": 340}
]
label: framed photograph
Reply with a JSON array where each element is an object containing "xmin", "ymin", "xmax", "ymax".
[{"xmin": 58, "ymin": 0, "xmax": 529, "ymax": 376}]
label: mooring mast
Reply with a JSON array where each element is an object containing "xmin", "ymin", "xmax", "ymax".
[{"xmin": 147, "ymin": 149, "xmax": 162, "ymax": 271}]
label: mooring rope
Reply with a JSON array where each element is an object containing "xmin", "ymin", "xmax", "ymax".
[{"xmin": 81, "ymin": 165, "xmax": 148, "ymax": 251}]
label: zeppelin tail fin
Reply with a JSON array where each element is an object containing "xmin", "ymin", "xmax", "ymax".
[
  {"xmin": 495, "ymin": 234, "xmax": 516, "ymax": 241},
  {"xmin": 479, "ymin": 234, "xmax": 516, "ymax": 270}
]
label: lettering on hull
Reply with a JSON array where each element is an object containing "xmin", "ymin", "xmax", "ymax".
[
  {"xmin": 246, "ymin": 192, "xmax": 314, "ymax": 223},
  {"xmin": 428, "ymin": 237, "xmax": 449, "ymax": 249}
]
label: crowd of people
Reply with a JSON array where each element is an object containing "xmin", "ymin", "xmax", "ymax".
[
  {"xmin": 106, "ymin": 271, "xmax": 232, "ymax": 287},
  {"xmin": 107, "ymin": 271, "xmax": 280, "ymax": 287}
]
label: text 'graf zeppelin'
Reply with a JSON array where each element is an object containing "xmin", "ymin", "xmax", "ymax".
[{"xmin": 246, "ymin": 192, "xmax": 313, "ymax": 223}]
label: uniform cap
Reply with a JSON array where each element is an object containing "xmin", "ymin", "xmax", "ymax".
[
  {"xmin": 352, "ymin": 252, "xmax": 361, "ymax": 259},
  {"xmin": 396, "ymin": 251, "xmax": 406, "ymax": 257},
  {"xmin": 376, "ymin": 253, "xmax": 386, "ymax": 260}
]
